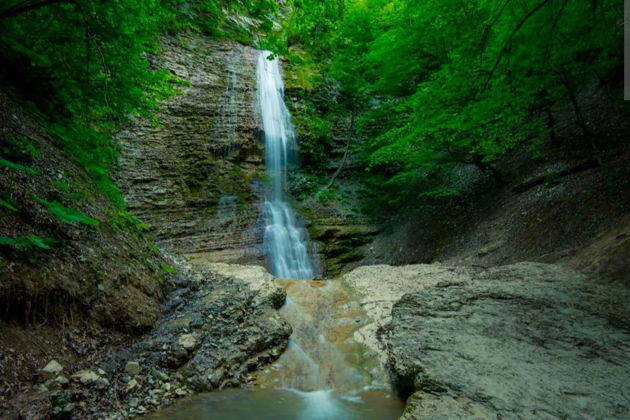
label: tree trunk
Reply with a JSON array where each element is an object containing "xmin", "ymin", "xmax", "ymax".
[
  {"xmin": 326, "ymin": 110, "xmax": 356, "ymax": 190},
  {"xmin": 545, "ymin": 108, "xmax": 558, "ymax": 147}
]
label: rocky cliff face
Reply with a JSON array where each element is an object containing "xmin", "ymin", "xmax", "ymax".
[{"xmin": 116, "ymin": 34, "xmax": 265, "ymax": 264}]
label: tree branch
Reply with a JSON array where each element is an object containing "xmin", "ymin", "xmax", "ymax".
[
  {"xmin": 0, "ymin": 0, "xmax": 78, "ymax": 19},
  {"xmin": 483, "ymin": 0, "xmax": 552, "ymax": 90}
]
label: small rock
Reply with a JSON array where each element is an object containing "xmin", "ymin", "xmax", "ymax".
[
  {"xmin": 71, "ymin": 370, "xmax": 100, "ymax": 385},
  {"xmin": 97, "ymin": 377, "xmax": 110, "ymax": 386},
  {"xmin": 126, "ymin": 378, "xmax": 139, "ymax": 392},
  {"xmin": 178, "ymin": 334, "xmax": 197, "ymax": 350},
  {"xmin": 44, "ymin": 379, "xmax": 62, "ymax": 391},
  {"xmin": 61, "ymin": 403, "xmax": 75, "ymax": 413},
  {"xmin": 125, "ymin": 361, "xmax": 141, "ymax": 376},
  {"xmin": 207, "ymin": 367, "xmax": 225, "ymax": 388},
  {"xmin": 55, "ymin": 376, "xmax": 69, "ymax": 386},
  {"xmin": 41, "ymin": 360, "xmax": 63, "ymax": 380},
  {"xmin": 174, "ymin": 388, "xmax": 187, "ymax": 397},
  {"xmin": 162, "ymin": 382, "xmax": 172, "ymax": 392},
  {"xmin": 151, "ymin": 368, "xmax": 169, "ymax": 381}
]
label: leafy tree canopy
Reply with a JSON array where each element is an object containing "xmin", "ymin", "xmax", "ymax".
[{"xmin": 270, "ymin": 0, "xmax": 623, "ymax": 207}]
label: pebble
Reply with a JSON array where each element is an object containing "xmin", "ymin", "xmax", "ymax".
[
  {"xmin": 55, "ymin": 375, "xmax": 69, "ymax": 386},
  {"xmin": 126, "ymin": 378, "xmax": 139, "ymax": 392}
]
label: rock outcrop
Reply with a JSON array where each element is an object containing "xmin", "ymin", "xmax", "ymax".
[
  {"xmin": 192, "ymin": 260, "xmax": 287, "ymax": 309},
  {"xmin": 344, "ymin": 262, "xmax": 630, "ymax": 419},
  {"xmin": 36, "ymin": 263, "xmax": 291, "ymax": 419},
  {"xmin": 116, "ymin": 34, "xmax": 265, "ymax": 264}
]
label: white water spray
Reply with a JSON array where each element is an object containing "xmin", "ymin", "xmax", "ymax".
[{"xmin": 257, "ymin": 51, "xmax": 314, "ymax": 279}]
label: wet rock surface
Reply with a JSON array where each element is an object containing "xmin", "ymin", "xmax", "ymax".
[
  {"xmin": 31, "ymin": 263, "xmax": 290, "ymax": 419},
  {"xmin": 116, "ymin": 34, "xmax": 266, "ymax": 264},
  {"xmin": 190, "ymin": 261, "xmax": 287, "ymax": 309},
  {"xmin": 347, "ymin": 262, "xmax": 630, "ymax": 419}
]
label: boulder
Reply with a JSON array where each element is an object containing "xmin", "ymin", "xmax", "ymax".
[
  {"xmin": 205, "ymin": 263, "xmax": 286, "ymax": 309},
  {"xmin": 345, "ymin": 262, "xmax": 630, "ymax": 419},
  {"xmin": 41, "ymin": 360, "xmax": 63, "ymax": 380}
]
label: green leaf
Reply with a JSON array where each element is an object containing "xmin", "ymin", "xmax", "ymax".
[
  {"xmin": 0, "ymin": 236, "xmax": 16, "ymax": 246},
  {"xmin": 160, "ymin": 263, "xmax": 177, "ymax": 274},
  {"xmin": 0, "ymin": 158, "xmax": 38, "ymax": 176},
  {"xmin": 33, "ymin": 196, "xmax": 99, "ymax": 226},
  {"xmin": 0, "ymin": 198, "xmax": 18, "ymax": 212},
  {"xmin": 0, "ymin": 235, "xmax": 55, "ymax": 250}
]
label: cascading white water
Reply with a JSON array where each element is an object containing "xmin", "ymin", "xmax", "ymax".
[
  {"xmin": 257, "ymin": 51, "xmax": 314, "ymax": 280},
  {"xmin": 142, "ymin": 51, "xmax": 403, "ymax": 420}
]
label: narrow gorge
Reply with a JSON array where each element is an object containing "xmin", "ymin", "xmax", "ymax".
[{"xmin": 1, "ymin": 1, "xmax": 629, "ymax": 420}]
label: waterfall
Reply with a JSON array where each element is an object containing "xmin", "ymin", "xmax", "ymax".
[{"xmin": 257, "ymin": 51, "xmax": 314, "ymax": 280}]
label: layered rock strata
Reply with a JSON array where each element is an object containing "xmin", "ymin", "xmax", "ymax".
[{"xmin": 116, "ymin": 34, "xmax": 265, "ymax": 264}]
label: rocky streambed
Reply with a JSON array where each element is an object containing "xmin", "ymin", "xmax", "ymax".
[{"xmin": 28, "ymin": 260, "xmax": 630, "ymax": 419}]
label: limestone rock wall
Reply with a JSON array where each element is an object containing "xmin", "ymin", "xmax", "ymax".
[{"xmin": 116, "ymin": 34, "xmax": 265, "ymax": 264}]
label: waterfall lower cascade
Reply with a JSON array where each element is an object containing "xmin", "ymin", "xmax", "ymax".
[
  {"xmin": 257, "ymin": 51, "xmax": 314, "ymax": 279},
  {"xmin": 145, "ymin": 52, "xmax": 403, "ymax": 420}
]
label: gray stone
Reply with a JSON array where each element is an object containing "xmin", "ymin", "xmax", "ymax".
[
  {"xmin": 41, "ymin": 360, "xmax": 63, "ymax": 380},
  {"xmin": 125, "ymin": 361, "xmax": 141, "ymax": 376},
  {"xmin": 347, "ymin": 262, "xmax": 630, "ymax": 419},
  {"xmin": 206, "ymin": 263, "xmax": 286, "ymax": 309},
  {"xmin": 55, "ymin": 376, "xmax": 69, "ymax": 386},
  {"xmin": 61, "ymin": 403, "xmax": 75, "ymax": 413},
  {"xmin": 178, "ymin": 334, "xmax": 197, "ymax": 351},
  {"xmin": 151, "ymin": 368, "xmax": 169, "ymax": 382},
  {"xmin": 126, "ymin": 378, "xmax": 139, "ymax": 392},
  {"xmin": 71, "ymin": 370, "xmax": 100, "ymax": 385}
]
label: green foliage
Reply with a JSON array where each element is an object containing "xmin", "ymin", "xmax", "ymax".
[
  {"xmin": 110, "ymin": 210, "xmax": 150, "ymax": 233},
  {"xmin": 0, "ymin": 0, "xmax": 278, "ymax": 210},
  {"xmin": 160, "ymin": 262, "xmax": 177, "ymax": 274},
  {"xmin": 273, "ymin": 0, "xmax": 622, "ymax": 207},
  {"xmin": 47, "ymin": 122, "xmax": 125, "ymax": 207},
  {"xmin": 1, "ymin": 134, "xmax": 39, "ymax": 161},
  {"xmin": 33, "ymin": 196, "xmax": 99, "ymax": 226},
  {"xmin": 316, "ymin": 188, "xmax": 336, "ymax": 204},
  {"xmin": 0, "ymin": 157, "xmax": 38, "ymax": 176},
  {"xmin": 0, "ymin": 234, "xmax": 56, "ymax": 250},
  {"xmin": 0, "ymin": 195, "xmax": 18, "ymax": 212}
]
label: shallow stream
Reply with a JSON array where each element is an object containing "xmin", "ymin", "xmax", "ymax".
[{"xmin": 146, "ymin": 279, "xmax": 403, "ymax": 420}]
